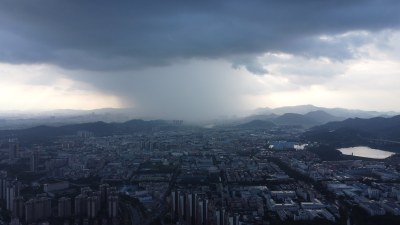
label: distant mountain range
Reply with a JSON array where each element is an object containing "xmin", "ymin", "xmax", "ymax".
[
  {"xmin": 254, "ymin": 104, "xmax": 397, "ymax": 119},
  {"xmin": 273, "ymin": 112, "xmax": 320, "ymax": 127},
  {"xmin": 303, "ymin": 115, "xmax": 400, "ymax": 151},
  {"xmin": 0, "ymin": 108, "xmax": 139, "ymax": 130},
  {"xmin": 231, "ymin": 105, "xmax": 399, "ymax": 129},
  {"xmin": 303, "ymin": 110, "xmax": 344, "ymax": 124},
  {"xmin": 0, "ymin": 119, "xmax": 176, "ymax": 144},
  {"xmin": 1, "ymin": 105, "xmax": 398, "ymax": 130},
  {"xmin": 233, "ymin": 110, "xmax": 345, "ymax": 129}
]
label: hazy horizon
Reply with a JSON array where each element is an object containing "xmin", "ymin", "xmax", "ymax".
[{"xmin": 0, "ymin": 104, "xmax": 398, "ymax": 124}]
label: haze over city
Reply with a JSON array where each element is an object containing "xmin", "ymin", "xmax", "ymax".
[{"xmin": 0, "ymin": 1, "xmax": 400, "ymax": 120}]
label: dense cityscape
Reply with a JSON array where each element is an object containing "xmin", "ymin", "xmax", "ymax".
[{"xmin": 0, "ymin": 117, "xmax": 399, "ymax": 225}]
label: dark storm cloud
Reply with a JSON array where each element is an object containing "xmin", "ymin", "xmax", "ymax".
[
  {"xmin": 231, "ymin": 56, "xmax": 269, "ymax": 75},
  {"xmin": 1, "ymin": 0, "xmax": 400, "ymax": 120},
  {"xmin": 0, "ymin": 0, "xmax": 399, "ymax": 72}
]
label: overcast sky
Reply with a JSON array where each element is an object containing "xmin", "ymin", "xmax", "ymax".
[{"xmin": 1, "ymin": 0, "xmax": 400, "ymax": 120}]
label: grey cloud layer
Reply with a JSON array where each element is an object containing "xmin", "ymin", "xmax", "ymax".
[
  {"xmin": 1, "ymin": 0, "xmax": 400, "ymax": 120},
  {"xmin": 0, "ymin": 0, "xmax": 399, "ymax": 71}
]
